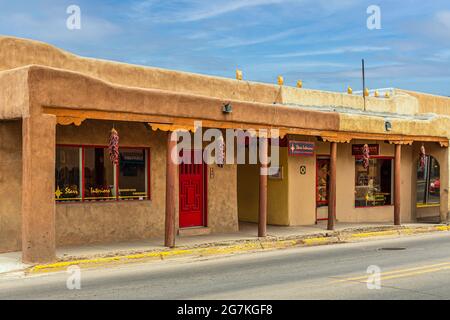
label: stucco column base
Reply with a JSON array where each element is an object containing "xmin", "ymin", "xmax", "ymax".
[{"xmin": 22, "ymin": 114, "xmax": 56, "ymax": 264}]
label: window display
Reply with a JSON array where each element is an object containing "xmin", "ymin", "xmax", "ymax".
[
  {"xmin": 55, "ymin": 146, "xmax": 82, "ymax": 202},
  {"xmin": 355, "ymin": 158, "xmax": 393, "ymax": 207},
  {"xmin": 55, "ymin": 145, "xmax": 150, "ymax": 202}
]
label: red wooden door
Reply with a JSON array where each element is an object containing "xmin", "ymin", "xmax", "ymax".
[{"xmin": 179, "ymin": 150, "xmax": 205, "ymax": 228}]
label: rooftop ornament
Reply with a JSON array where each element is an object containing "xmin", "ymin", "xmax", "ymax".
[
  {"xmin": 236, "ymin": 69, "xmax": 243, "ymax": 81},
  {"xmin": 277, "ymin": 75, "xmax": 284, "ymax": 86}
]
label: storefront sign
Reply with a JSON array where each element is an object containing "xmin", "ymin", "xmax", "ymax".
[
  {"xmin": 352, "ymin": 144, "xmax": 379, "ymax": 156},
  {"xmin": 288, "ymin": 141, "xmax": 315, "ymax": 156},
  {"xmin": 300, "ymin": 166, "xmax": 307, "ymax": 175}
]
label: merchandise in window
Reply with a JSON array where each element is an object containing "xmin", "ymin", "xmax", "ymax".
[
  {"xmin": 355, "ymin": 158, "xmax": 393, "ymax": 207},
  {"xmin": 55, "ymin": 145, "xmax": 150, "ymax": 202},
  {"xmin": 118, "ymin": 148, "xmax": 149, "ymax": 200},
  {"xmin": 84, "ymin": 147, "xmax": 116, "ymax": 201},
  {"xmin": 55, "ymin": 147, "xmax": 82, "ymax": 202}
]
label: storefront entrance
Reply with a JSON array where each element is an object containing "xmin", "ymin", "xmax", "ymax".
[
  {"xmin": 179, "ymin": 150, "xmax": 206, "ymax": 228},
  {"xmin": 316, "ymin": 157, "xmax": 330, "ymax": 222}
]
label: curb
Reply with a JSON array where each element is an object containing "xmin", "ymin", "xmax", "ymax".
[{"xmin": 28, "ymin": 225, "xmax": 450, "ymax": 274}]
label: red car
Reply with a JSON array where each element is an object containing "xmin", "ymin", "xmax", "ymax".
[{"xmin": 430, "ymin": 179, "xmax": 440, "ymax": 194}]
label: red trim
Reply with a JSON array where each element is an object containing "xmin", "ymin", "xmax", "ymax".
[
  {"xmin": 56, "ymin": 144, "xmax": 151, "ymax": 203},
  {"xmin": 203, "ymin": 163, "xmax": 208, "ymax": 227},
  {"xmin": 354, "ymin": 155, "xmax": 394, "ymax": 160},
  {"xmin": 147, "ymin": 149, "xmax": 152, "ymax": 201},
  {"xmin": 355, "ymin": 205, "xmax": 394, "ymax": 209},
  {"xmin": 81, "ymin": 146, "xmax": 85, "ymax": 201},
  {"xmin": 315, "ymin": 155, "xmax": 330, "ymax": 223}
]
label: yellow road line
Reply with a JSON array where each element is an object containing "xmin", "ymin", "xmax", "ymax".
[
  {"xmin": 334, "ymin": 262, "xmax": 450, "ymax": 283},
  {"xmin": 381, "ymin": 266, "xmax": 450, "ymax": 281}
]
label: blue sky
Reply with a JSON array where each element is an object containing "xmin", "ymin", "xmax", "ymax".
[{"xmin": 0, "ymin": 0, "xmax": 449, "ymax": 95}]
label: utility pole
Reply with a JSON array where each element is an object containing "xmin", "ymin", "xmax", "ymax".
[{"xmin": 362, "ymin": 59, "xmax": 366, "ymax": 111}]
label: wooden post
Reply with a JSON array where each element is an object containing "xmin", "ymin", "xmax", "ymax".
[
  {"xmin": 258, "ymin": 137, "xmax": 268, "ymax": 237},
  {"xmin": 440, "ymin": 146, "xmax": 449, "ymax": 224},
  {"xmin": 394, "ymin": 144, "xmax": 401, "ymax": 226},
  {"xmin": 165, "ymin": 131, "xmax": 177, "ymax": 247},
  {"xmin": 327, "ymin": 142, "xmax": 337, "ymax": 230}
]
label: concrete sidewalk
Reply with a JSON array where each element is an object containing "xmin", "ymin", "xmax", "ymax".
[
  {"xmin": 0, "ymin": 221, "xmax": 448, "ymax": 274},
  {"xmin": 55, "ymin": 221, "xmax": 437, "ymax": 260}
]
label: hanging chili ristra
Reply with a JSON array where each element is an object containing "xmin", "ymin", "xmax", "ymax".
[
  {"xmin": 109, "ymin": 127, "xmax": 120, "ymax": 165},
  {"xmin": 362, "ymin": 144, "xmax": 370, "ymax": 170},
  {"xmin": 420, "ymin": 144, "xmax": 426, "ymax": 170}
]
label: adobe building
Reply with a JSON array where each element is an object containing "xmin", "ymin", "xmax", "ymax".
[{"xmin": 0, "ymin": 36, "xmax": 449, "ymax": 263}]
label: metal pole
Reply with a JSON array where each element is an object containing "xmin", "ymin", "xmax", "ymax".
[{"xmin": 362, "ymin": 59, "xmax": 367, "ymax": 111}]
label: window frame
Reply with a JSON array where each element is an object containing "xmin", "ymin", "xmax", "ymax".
[
  {"xmin": 416, "ymin": 155, "xmax": 440, "ymax": 208},
  {"xmin": 56, "ymin": 144, "xmax": 151, "ymax": 203},
  {"xmin": 354, "ymin": 155, "xmax": 394, "ymax": 209}
]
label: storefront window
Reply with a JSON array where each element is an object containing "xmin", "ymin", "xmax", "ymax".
[
  {"xmin": 55, "ymin": 147, "xmax": 82, "ymax": 202},
  {"xmin": 355, "ymin": 158, "xmax": 393, "ymax": 207},
  {"xmin": 84, "ymin": 147, "xmax": 116, "ymax": 201},
  {"xmin": 417, "ymin": 156, "xmax": 440, "ymax": 207},
  {"xmin": 118, "ymin": 148, "xmax": 149, "ymax": 200},
  {"xmin": 55, "ymin": 145, "xmax": 150, "ymax": 202},
  {"xmin": 316, "ymin": 158, "xmax": 330, "ymax": 208}
]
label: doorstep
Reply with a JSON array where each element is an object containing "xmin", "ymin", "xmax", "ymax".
[{"xmin": 178, "ymin": 227, "xmax": 211, "ymax": 237}]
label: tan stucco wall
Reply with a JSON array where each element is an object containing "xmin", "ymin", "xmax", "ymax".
[
  {"xmin": 282, "ymin": 87, "xmax": 419, "ymax": 115},
  {"xmin": 398, "ymin": 90, "xmax": 450, "ymax": 116},
  {"xmin": 55, "ymin": 120, "xmax": 166, "ymax": 246},
  {"xmin": 0, "ymin": 121, "xmax": 22, "ymax": 252},
  {"xmin": 237, "ymin": 147, "xmax": 289, "ymax": 225},
  {"xmin": 288, "ymin": 138, "xmax": 317, "ymax": 226},
  {"xmin": 0, "ymin": 68, "xmax": 29, "ymax": 119},
  {"xmin": 55, "ymin": 120, "xmax": 238, "ymax": 246},
  {"xmin": 285, "ymin": 138, "xmax": 415, "ymax": 225},
  {"xmin": 333, "ymin": 141, "xmax": 413, "ymax": 223},
  {"xmin": 0, "ymin": 36, "xmax": 281, "ymax": 105},
  {"xmin": 207, "ymin": 164, "xmax": 239, "ymax": 233}
]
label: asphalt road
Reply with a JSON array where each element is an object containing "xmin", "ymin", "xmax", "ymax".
[{"xmin": 1, "ymin": 232, "xmax": 450, "ymax": 300}]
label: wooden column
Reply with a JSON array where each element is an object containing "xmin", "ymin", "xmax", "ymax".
[
  {"xmin": 258, "ymin": 137, "xmax": 268, "ymax": 237},
  {"xmin": 394, "ymin": 143, "xmax": 402, "ymax": 226},
  {"xmin": 440, "ymin": 145, "xmax": 449, "ymax": 224},
  {"xmin": 165, "ymin": 131, "xmax": 177, "ymax": 247},
  {"xmin": 22, "ymin": 114, "xmax": 56, "ymax": 263},
  {"xmin": 327, "ymin": 142, "xmax": 337, "ymax": 230}
]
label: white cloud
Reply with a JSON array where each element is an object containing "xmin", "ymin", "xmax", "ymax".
[
  {"xmin": 267, "ymin": 46, "xmax": 391, "ymax": 58},
  {"xmin": 0, "ymin": 12, "xmax": 121, "ymax": 43},
  {"xmin": 426, "ymin": 49, "xmax": 450, "ymax": 62},
  {"xmin": 211, "ymin": 27, "xmax": 302, "ymax": 48},
  {"xmin": 130, "ymin": 0, "xmax": 360, "ymax": 23}
]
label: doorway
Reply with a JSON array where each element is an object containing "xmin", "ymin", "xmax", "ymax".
[
  {"xmin": 316, "ymin": 157, "xmax": 330, "ymax": 222},
  {"xmin": 179, "ymin": 150, "xmax": 207, "ymax": 228}
]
